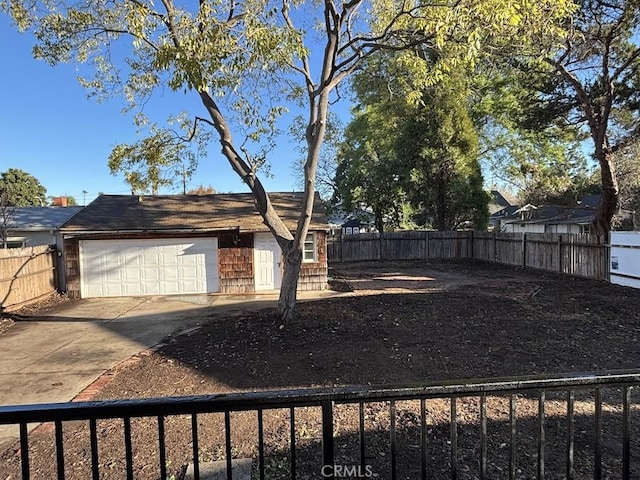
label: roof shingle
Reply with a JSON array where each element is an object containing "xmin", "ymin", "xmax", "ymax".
[{"xmin": 61, "ymin": 193, "xmax": 328, "ymax": 233}]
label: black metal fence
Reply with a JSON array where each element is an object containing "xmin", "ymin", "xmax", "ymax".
[{"xmin": 0, "ymin": 371, "xmax": 638, "ymax": 480}]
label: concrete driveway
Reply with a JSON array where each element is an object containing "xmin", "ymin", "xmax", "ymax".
[{"xmin": 0, "ymin": 291, "xmax": 339, "ymax": 448}]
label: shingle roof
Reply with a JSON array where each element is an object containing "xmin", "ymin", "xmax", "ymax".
[
  {"xmin": 506, "ymin": 208, "xmax": 595, "ymax": 226},
  {"xmin": 489, "ymin": 205, "xmax": 520, "ymax": 219},
  {"xmin": 490, "ymin": 190, "xmax": 515, "ymax": 208},
  {"xmin": 61, "ymin": 193, "xmax": 328, "ymax": 233},
  {"xmin": 7, "ymin": 206, "xmax": 83, "ymax": 230}
]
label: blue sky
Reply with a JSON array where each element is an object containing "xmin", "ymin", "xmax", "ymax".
[{"xmin": 0, "ymin": 15, "xmax": 324, "ymax": 205}]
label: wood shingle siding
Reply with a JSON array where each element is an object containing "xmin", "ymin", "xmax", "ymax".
[
  {"xmin": 219, "ymin": 247, "xmax": 254, "ymax": 293},
  {"xmin": 60, "ymin": 193, "xmax": 329, "ymax": 298}
]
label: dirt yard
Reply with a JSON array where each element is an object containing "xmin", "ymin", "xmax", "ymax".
[{"xmin": 2, "ymin": 260, "xmax": 640, "ymax": 480}]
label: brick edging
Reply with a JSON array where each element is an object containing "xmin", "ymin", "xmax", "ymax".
[{"xmin": 71, "ymin": 342, "xmax": 168, "ymax": 402}]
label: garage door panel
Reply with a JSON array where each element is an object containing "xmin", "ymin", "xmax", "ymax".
[
  {"xmin": 80, "ymin": 238, "xmax": 219, "ymax": 298},
  {"xmin": 162, "ymin": 267, "xmax": 179, "ymax": 281},
  {"xmin": 141, "ymin": 267, "xmax": 160, "ymax": 281}
]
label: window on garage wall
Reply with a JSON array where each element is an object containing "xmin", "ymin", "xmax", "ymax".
[{"xmin": 303, "ymin": 233, "xmax": 316, "ymax": 262}]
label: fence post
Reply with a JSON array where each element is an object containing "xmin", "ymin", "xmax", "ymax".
[
  {"xmin": 605, "ymin": 232, "xmax": 611, "ymax": 282},
  {"xmin": 493, "ymin": 232, "xmax": 497, "ymax": 263},
  {"xmin": 522, "ymin": 232, "xmax": 527, "ymax": 268},
  {"xmin": 470, "ymin": 231, "xmax": 474, "ymax": 259},
  {"xmin": 426, "ymin": 231, "xmax": 430, "ymax": 260},
  {"xmin": 321, "ymin": 400, "xmax": 335, "ymax": 479},
  {"xmin": 557, "ymin": 235, "xmax": 562, "ymax": 273},
  {"xmin": 339, "ymin": 235, "xmax": 343, "ymax": 263}
]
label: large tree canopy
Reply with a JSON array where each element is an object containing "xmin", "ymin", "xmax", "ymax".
[
  {"xmin": 0, "ymin": 168, "xmax": 47, "ymax": 206},
  {"xmin": 335, "ymin": 62, "xmax": 488, "ymax": 231},
  {"xmin": 108, "ymin": 127, "xmax": 198, "ymax": 195},
  {"xmin": 3, "ymin": 0, "xmax": 574, "ymax": 319},
  {"xmin": 507, "ymin": 0, "xmax": 640, "ymax": 235},
  {"xmin": 398, "ymin": 70, "xmax": 489, "ymax": 230}
]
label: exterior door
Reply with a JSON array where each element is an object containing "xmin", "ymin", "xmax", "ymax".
[{"xmin": 254, "ymin": 233, "xmax": 282, "ymax": 291}]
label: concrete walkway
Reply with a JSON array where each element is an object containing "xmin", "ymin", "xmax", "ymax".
[{"xmin": 0, "ymin": 290, "xmax": 342, "ymax": 448}]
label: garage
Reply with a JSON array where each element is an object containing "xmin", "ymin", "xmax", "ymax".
[{"xmin": 79, "ymin": 238, "xmax": 219, "ymax": 298}]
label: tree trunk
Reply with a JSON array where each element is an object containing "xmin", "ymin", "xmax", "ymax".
[
  {"xmin": 278, "ymin": 243, "xmax": 303, "ymax": 322},
  {"xmin": 435, "ymin": 173, "xmax": 447, "ymax": 231},
  {"xmin": 595, "ymin": 147, "xmax": 619, "ymax": 238},
  {"xmin": 375, "ymin": 211, "xmax": 384, "ymax": 233}
]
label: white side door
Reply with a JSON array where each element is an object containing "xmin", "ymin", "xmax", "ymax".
[{"xmin": 254, "ymin": 233, "xmax": 282, "ymax": 291}]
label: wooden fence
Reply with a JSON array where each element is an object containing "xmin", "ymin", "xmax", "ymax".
[
  {"xmin": 327, "ymin": 231, "xmax": 610, "ymax": 281},
  {"xmin": 0, "ymin": 245, "xmax": 57, "ymax": 311}
]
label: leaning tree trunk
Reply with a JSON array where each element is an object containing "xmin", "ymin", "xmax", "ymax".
[
  {"xmin": 278, "ymin": 243, "xmax": 303, "ymax": 322},
  {"xmin": 595, "ymin": 147, "xmax": 619, "ymax": 238}
]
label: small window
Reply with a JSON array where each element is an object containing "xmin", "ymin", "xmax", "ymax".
[
  {"xmin": 580, "ymin": 224, "xmax": 595, "ymax": 235},
  {"xmin": 303, "ymin": 233, "xmax": 316, "ymax": 262},
  {"xmin": 353, "ymin": 227, "xmax": 360, "ymax": 234},
  {"xmin": 4, "ymin": 238, "xmax": 26, "ymax": 248},
  {"xmin": 345, "ymin": 227, "xmax": 353, "ymax": 234}
]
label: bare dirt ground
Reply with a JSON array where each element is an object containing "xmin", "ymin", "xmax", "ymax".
[
  {"xmin": 0, "ymin": 293, "xmax": 73, "ymax": 337},
  {"xmin": 2, "ymin": 260, "xmax": 640, "ymax": 480}
]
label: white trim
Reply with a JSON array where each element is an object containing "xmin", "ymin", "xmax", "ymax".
[
  {"xmin": 79, "ymin": 237, "xmax": 219, "ymax": 297},
  {"xmin": 303, "ymin": 232, "xmax": 317, "ymax": 263},
  {"xmin": 254, "ymin": 233, "xmax": 282, "ymax": 290}
]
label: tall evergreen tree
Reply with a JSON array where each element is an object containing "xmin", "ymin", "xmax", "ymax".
[
  {"xmin": 398, "ymin": 72, "xmax": 489, "ymax": 230},
  {"xmin": 0, "ymin": 169, "xmax": 47, "ymax": 207}
]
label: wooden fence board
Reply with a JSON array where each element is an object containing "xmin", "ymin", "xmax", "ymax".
[
  {"xmin": 0, "ymin": 245, "xmax": 56, "ymax": 310},
  {"xmin": 327, "ymin": 231, "xmax": 609, "ymax": 281}
]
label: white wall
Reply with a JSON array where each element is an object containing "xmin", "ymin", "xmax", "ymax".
[
  {"xmin": 506, "ymin": 223, "xmax": 546, "ymax": 234},
  {"xmin": 611, "ymin": 232, "xmax": 640, "ymax": 289}
]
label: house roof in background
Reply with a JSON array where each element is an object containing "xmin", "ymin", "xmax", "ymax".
[
  {"xmin": 489, "ymin": 190, "xmax": 516, "ymax": 208},
  {"xmin": 507, "ymin": 207, "xmax": 596, "ymax": 226},
  {"xmin": 61, "ymin": 193, "xmax": 328, "ymax": 233},
  {"xmin": 577, "ymin": 193, "xmax": 601, "ymax": 209},
  {"xmin": 328, "ymin": 208, "xmax": 375, "ymax": 227},
  {"xmin": 489, "ymin": 205, "xmax": 520, "ymax": 219},
  {"xmin": 7, "ymin": 206, "xmax": 83, "ymax": 230},
  {"xmin": 501, "ymin": 194, "xmax": 602, "ymax": 226}
]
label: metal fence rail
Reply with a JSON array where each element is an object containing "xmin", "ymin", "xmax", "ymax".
[{"xmin": 0, "ymin": 370, "xmax": 638, "ymax": 480}]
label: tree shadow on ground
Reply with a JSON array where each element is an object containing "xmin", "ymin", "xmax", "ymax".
[{"xmin": 3, "ymin": 262, "xmax": 640, "ymax": 478}]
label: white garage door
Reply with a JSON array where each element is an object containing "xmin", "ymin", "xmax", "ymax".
[{"xmin": 80, "ymin": 238, "xmax": 219, "ymax": 298}]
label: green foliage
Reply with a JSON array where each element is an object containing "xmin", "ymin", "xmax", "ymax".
[
  {"xmin": 3, "ymin": 0, "xmax": 576, "ymax": 317},
  {"xmin": 108, "ymin": 128, "xmax": 197, "ymax": 195},
  {"xmin": 0, "ymin": 169, "xmax": 47, "ymax": 206},
  {"xmin": 334, "ymin": 123, "xmax": 409, "ymax": 232},
  {"xmin": 398, "ymin": 71, "xmax": 489, "ymax": 230},
  {"xmin": 502, "ymin": 0, "xmax": 640, "ymax": 232},
  {"xmin": 470, "ymin": 61, "xmax": 593, "ymax": 206},
  {"xmin": 335, "ymin": 60, "xmax": 488, "ymax": 231}
]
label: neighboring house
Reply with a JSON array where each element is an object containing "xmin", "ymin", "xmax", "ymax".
[
  {"xmin": 488, "ymin": 190, "xmax": 516, "ymax": 215},
  {"xmin": 488, "ymin": 205, "xmax": 520, "ymax": 232},
  {"xmin": 487, "ymin": 190, "xmax": 519, "ymax": 232},
  {"xmin": 502, "ymin": 195, "xmax": 601, "ymax": 234},
  {"xmin": 60, "ymin": 193, "xmax": 328, "ymax": 299},
  {"xmin": 4, "ymin": 206, "xmax": 83, "ymax": 290},
  {"xmin": 328, "ymin": 207, "xmax": 378, "ymax": 236},
  {"xmin": 328, "ymin": 215, "xmax": 377, "ymax": 236}
]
